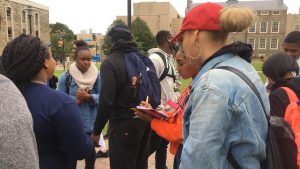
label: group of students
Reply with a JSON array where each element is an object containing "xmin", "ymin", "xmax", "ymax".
[{"xmin": 1, "ymin": 2, "xmax": 300, "ymax": 169}]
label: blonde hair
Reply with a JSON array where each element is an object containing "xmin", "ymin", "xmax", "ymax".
[{"xmin": 219, "ymin": 7, "xmax": 254, "ymax": 33}]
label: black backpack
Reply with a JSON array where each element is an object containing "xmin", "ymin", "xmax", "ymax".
[{"xmin": 216, "ymin": 66, "xmax": 298, "ymax": 169}]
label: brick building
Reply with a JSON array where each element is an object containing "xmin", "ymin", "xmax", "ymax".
[
  {"xmin": 117, "ymin": 2, "xmax": 181, "ymax": 35},
  {"xmin": 286, "ymin": 7, "xmax": 300, "ymax": 34},
  {"xmin": 0, "ymin": 0, "xmax": 49, "ymax": 53},
  {"xmin": 187, "ymin": 0, "xmax": 288, "ymax": 59}
]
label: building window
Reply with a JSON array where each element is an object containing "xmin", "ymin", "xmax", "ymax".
[
  {"xmin": 35, "ymin": 13, "xmax": 39, "ymax": 25},
  {"xmin": 253, "ymin": 11, "xmax": 257, "ymax": 15},
  {"xmin": 6, "ymin": 7, "xmax": 11, "ymax": 17},
  {"xmin": 8, "ymin": 27, "xmax": 13, "ymax": 41},
  {"xmin": 270, "ymin": 38, "xmax": 278, "ymax": 49},
  {"xmin": 271, "ymin": 21, "xmax": 280, "ymax": 33},
  {"xmin": 260, "ymin": 21, "xmax": 268, "ymax": 33},
  {"xmin": 295, "ymin": 25, "xmax": 300, "ymax": 31},
  {"xmin": 261, "ymin": 11, "xmax": 269, "ymax": 15},
  {"xmin": 248, "ymin": 23, "xmax": 256, "ymax": 33},
  {"xmin": 6, "ymin": 7, "xmax": 14, "ymax": 41},
  {"xmin": 22, "ymin": 10, "xmax": 26, "ymax": 23},
  {"xmin": 259, "ymin": 38, "xmax": 267, "ymax": 49},
  {"xmin": 23, "ymin": 29, "xmax": 26, "ymax": 34},
  {"xmin": 272, "ymin": 11, "xmax": 280, "ymax": 15},
  {"xmin": 247, "ymin": 38, "xmax": 255, "ymax": 49},
  {"xmin": 36, "ymin": 31, "xmax": 39, "ymax": 37}
]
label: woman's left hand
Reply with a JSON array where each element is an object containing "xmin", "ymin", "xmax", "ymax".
[
  {"xmin": 76, "ymin": 89, "xmax": 92, "ymax": 101},
  {"xmin": 134, "ymin": 111, "xmax": 153, "ymax": 122}
]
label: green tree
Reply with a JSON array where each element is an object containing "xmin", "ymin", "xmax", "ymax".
[
  {"xmin": 50, "ymin": 22, "xmax": 75, "ymax": 61},
  {"xmin": 102, "ymin": 20, "xmax": 126, "ymax": 56},
  {"xmin": 131, "ymin": 17, "xmax": 156, "ymax": 53}
]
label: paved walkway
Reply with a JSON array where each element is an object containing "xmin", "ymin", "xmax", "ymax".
[{"xmin": 76, "ymin": 147, "xmax": 174, "ymax": 169}]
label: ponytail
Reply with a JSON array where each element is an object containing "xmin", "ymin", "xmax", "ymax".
[{"xmin": 219, "ymin": 7, "xmax": 254, "ymax": 33}]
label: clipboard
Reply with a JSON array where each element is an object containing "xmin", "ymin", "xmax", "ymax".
[{"xmin": 131, "ymin": 106, "xmax": 175, "ymax": 120}]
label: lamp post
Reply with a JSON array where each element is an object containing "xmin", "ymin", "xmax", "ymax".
[{"xmin": 127, "ymin": 0, "xmax": 131, "ymax": 30}]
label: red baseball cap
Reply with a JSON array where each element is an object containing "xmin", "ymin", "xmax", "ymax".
[{"xmin": 171, "ymin": 2, "xmax": 223, "ymax": 42}]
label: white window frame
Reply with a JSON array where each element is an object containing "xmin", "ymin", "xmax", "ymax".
[
  {"xmin": 21, "ymin": 10, "xmax": 28, "ymax": 34},
  {"xmin": 270, "ymin": 38, "xmax": 278, "ymax": 49},
  {"xmin": 272, "ymin": 11, "xmax": 280, "ymax": 15},
  {"xmin": 6, "ymin": 6, "xmax": 14, "ymax": 41},
  {"xmin": 271, "ymin": 21, "xmax": 280, "ymax": 33},
  {"xmin": 260, "ymin": 21, "xmax": 268, "ymax": 33},
  {"xmin": 259, "ymin": 38, "xmax": 267, "ymax": 49},
  {"xmin": 34, "ymin": 12, "xmax": 40, "ymax": 37},
  {"xmin": 261, "ymin": 11, "xmax": 269, "ymax": 15},
  {"xmin": 248, "ymin": 23, "xmax": 256, "ymax": 33},
  {"xmin": 247, "ymin": 38, "xmax": 255, "ymax": 49}
]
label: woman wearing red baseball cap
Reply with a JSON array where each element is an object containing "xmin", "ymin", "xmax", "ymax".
[{"xmin": 172, "ymin": 2, "xmax": 269, "ymax": 169}]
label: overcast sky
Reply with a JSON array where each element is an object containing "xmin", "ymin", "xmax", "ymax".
[{"xmin": 30, "ymin": 0, "xmax": 299, "ymax": 34}]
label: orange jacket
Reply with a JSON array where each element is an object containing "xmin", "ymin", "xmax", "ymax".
[{"xmin": 150, "ymin": 86, "xmax": 190, "ymax": 155}]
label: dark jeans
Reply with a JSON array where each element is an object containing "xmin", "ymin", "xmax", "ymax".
[
  {"xmin": 68, "ymin": 134, "xmax": 96, "ymax": 169},
  {"xmin": 173, "ymin": 144, "xmax": 183, "ymax": 169},
  {"xmin": 109, "ymin": 118, "xmax": 151, "ymax": 169},
  {"xmin": 149, "ymin": 130, "xmax": 169, "ymax": 169}
]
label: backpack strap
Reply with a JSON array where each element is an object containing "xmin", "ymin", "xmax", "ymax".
[
  {"xmin": 281, "ymin": 87, "xmax": 299, "ymax": 103},
  {"xmin": 154, "ymin": 52, "xmax": 169, "ymax": 81},
  {"xmin": 65, "ymin": 70, "xmax": 72, "ymax": 94},
  {"xmin": 154, "ymin": 52, "xmax": 176, "ymax": 82},
  {"xmin": 281, "ymin": 87, "xmax": 300, "ymax": 123}
]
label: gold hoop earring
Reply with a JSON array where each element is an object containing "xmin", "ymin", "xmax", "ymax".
[{"xmin": 186, "ymin": 41, "xmax": 203, "ymax": 62}]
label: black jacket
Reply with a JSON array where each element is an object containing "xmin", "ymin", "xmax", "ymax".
[
  {"xmin": 93, "ymin": 40, "xmax": 142, "ymax": 134},
  {"xmin": 269, "ymin": 77, "xmax": 300, "ymax": 117}
]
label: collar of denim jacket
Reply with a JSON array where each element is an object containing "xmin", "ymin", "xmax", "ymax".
[{"xmin": 191, "ymin": 53, "xmax": 234, "ymax": 91}]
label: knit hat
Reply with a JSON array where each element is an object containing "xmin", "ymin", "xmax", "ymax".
[
  {"xmin": 108, "ymin": 24, "xmax": 132, "ymax": 43},
  {"xmin": 172, "ymin": 2, "xmax": 223, "ymax": 42},
  {"xmin": 2, "ymin": 34, "xmax": 47, "ymax": 86}
]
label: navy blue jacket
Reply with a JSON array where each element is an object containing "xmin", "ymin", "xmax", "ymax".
[{"xmin": 24, "ymin": 83, "xmax": 93, "ymax": 169}]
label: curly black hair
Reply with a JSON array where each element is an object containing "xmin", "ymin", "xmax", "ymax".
[{"xmin": 2, "ymin": 34, "xmax": 48, "ymax": 92}]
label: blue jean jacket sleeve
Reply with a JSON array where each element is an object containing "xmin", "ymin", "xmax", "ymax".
[
  {"xmin": 180, "ymin": 87, "xmax": 232, "ymax": 169},
  {"xmin": 90, "ymin": 73, "xmax": 101, "ymax": 105}
]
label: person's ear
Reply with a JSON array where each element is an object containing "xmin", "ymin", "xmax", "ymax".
[
  {"xmin": 192, "ymin": 30, "xmax": 200, "ymax": 45},
  {"xmin": 43, "ymin": 60, "xmax": 49, "ymax": 68}
]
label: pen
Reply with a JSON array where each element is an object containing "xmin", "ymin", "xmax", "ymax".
[{"xmin": 146, "ymin": 96, "xmax": 149, "ymax": 103}]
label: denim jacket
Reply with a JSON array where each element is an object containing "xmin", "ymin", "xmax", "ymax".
[
  {"xmin": 58, "ymin": 72, "xmax": 100, "ymax": 134},
  {"xmin": 180, "ymin": 53, "xmax": 269, "ymax": 169}
]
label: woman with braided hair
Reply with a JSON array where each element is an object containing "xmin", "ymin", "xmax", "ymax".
[{"xmin": 2, "ymin": 34, "xmax": 93, "ymax": 169}]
